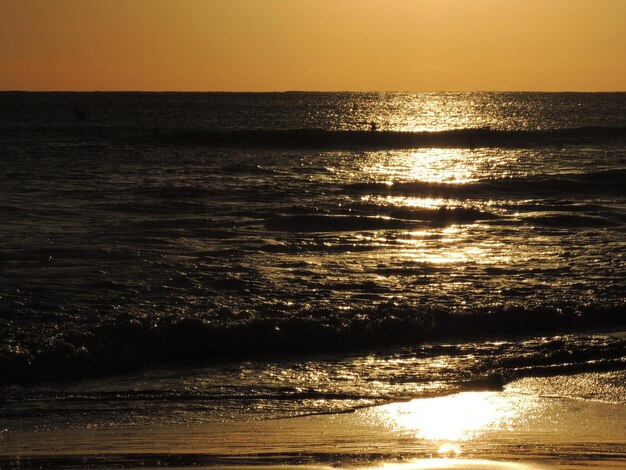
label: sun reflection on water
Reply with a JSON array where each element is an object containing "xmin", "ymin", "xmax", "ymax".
[
  {"xmin": 362, "ymin": 148, "xmax": 496, "ymax": 184},
  {"xmin": 357, "ymin": 459, "xmax": 542, "ymax": 470},
  {"xmin": 362, "ymin": 195, "xmax": 453, "ymax": 209},
  {"xmin": 378, "ymin": 392, "xmax": 519, "ymax": 445}
]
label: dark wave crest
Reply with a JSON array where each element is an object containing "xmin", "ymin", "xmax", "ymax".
[
  {"xmin": 265, "ymin": 208, "xmax": 499, "ymax": 232},
  {"xmin": 347, "ymin": 169, "xmax": 626, "ymax": 199},
  {"xmin": 1, "ymin": 303, "xmax": 624, "ymax": 384},
  {"xmin": 153, "ymin": 126, "xmax": 626, "ymax": 149}
]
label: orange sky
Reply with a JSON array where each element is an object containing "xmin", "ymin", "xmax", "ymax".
[{"xmin": 1, "ymin": 0, "xmax": 624, "ymax": 91}]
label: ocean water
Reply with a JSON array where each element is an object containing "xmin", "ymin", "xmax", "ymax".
[{"xmin": 0, "ymin": 92, "xmax": 625, "ymax": 433}]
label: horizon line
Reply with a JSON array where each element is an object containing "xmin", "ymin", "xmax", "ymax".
[{"xmin": 1, "ymin": 89, "xmax": 625, "ymax": 94}]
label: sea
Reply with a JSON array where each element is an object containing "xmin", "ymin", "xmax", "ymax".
[{"xmin": 0, "ymin": 92, "xmax": 625, "ymax": 458}]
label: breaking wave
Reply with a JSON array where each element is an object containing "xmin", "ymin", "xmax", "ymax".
[
  {"xmin": 1, "ymin": 303, "xmax": 624, "ymax": 384},
  {"xmin": 152, "ymin": 126, "xmax": 626, "ymax": 149}
]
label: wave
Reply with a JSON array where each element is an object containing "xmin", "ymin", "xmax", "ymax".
[
  {"xmin": 1, "ymin": 302, "xmax": 624, "ymax": 384},
  {"xmin": 4, "ymin": 124, "xmax": 625, "ymax": 150},
  {"xmin": 347, "ymin": 169, "xmax": 626, "ymax": 199},
  {"xmin": 0, "ymin": 388, "xmax": 385, "ymax": 407},
  {"xmin": 152, "ymin": 126, "xmax": 626, "ymax": 149},
  {"xmin": 265, "ymin": 208, "xmax": 499, "ymax": 232},
  {"xmin": 265, "ymin": 215, "xmax": 420, "ymax": 232},
  {"xmin": 526, "ymin": 214, "xmax": 620, "ymax": 228}
]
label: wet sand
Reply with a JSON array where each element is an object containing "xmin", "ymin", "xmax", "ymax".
[{"xmin": 1, "ymin": 374, "xmax": 624, "ymax": 469}]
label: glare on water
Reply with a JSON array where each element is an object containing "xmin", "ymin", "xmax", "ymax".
[{"xmin": 378, "ymin": 392, "xmax": 521, "ymax": 443}]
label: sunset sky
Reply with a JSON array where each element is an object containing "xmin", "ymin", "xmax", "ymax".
[{"xmin": 1, "ymin": 0, "xmax": 624, "ymax": 91}]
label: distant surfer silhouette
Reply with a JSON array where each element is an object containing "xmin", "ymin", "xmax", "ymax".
[
  {"xmin": 72, "ymin": 107, "xmax": 88, "ymax": 121},
  {"xmin": 370, "ymin": 121, "xmax": 378, "ymax": 131}
]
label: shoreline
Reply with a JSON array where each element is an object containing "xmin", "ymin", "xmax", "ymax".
[{"xmin": 1, "ymin": 374, "xmax": 624, "ymax": 469}]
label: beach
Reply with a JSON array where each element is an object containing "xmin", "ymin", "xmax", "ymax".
[{"xmin": 1, "ymin": 372, "xmax": 625, "ymax": 469}]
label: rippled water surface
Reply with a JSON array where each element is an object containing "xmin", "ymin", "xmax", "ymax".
[{"xmin": 0, "ymin": 92, "xmax": 625, "ymax": 427}]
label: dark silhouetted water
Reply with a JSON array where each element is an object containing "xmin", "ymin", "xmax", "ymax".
[{"xmin": 0, "ymin": 92, "xmax": 625, "ymax": 429}]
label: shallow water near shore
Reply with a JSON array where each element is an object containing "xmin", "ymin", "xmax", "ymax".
[{"xmin": 1, "ymin": 372, "xmax": 624, "ymax": 468}]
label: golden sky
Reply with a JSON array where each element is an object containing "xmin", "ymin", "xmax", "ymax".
[{"xmin": 1, "ymin": 0, "xmax": 624, "ymax": 91}]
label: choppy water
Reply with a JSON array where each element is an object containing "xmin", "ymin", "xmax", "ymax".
[{"xmin": 0, "ymin": 92, "xmax": 625, "ymax": 430}]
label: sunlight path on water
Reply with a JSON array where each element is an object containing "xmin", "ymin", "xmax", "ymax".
[{"xmin": 374, "ymin": 392, "xmax": 529, "ymax": 459}]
